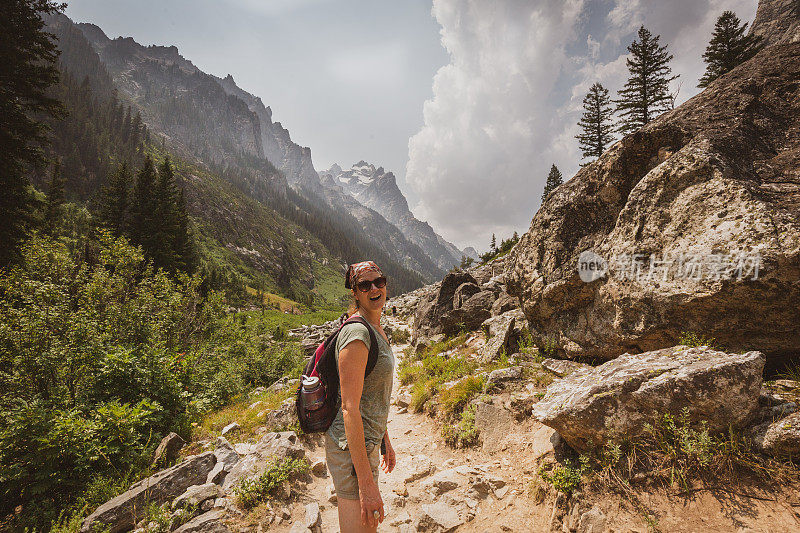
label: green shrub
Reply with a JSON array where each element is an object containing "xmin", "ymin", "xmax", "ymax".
[
  {"xmin": 0, "ymin": 233, "xmax": 306, "ymax": 530},
  {"xmin": 438, "ymin": 375, "xmax": 484, "ymax": 416},
  {"xmin": 595, "ymin": 407, "xmax": 799, "ymax": 492},
  {"xmin": 677, "ymin": 331, "xmax": 716, "ymax": 348},
  {"xmin": 442, "ymin": 406, "xmax": 480, "ymax": 448},
  {"xmin": 538, "ymin": 337, "xmax": 559, "ymax": 358},
  {"xmin": 234, "ymin": 457, "xmax": 309, "ymax": 509},
  {"xmin": 538, "ymin": 456, "xmax": 589, "ymax": 494},
  {"xmin": 391, "ymin": 328, "xmax": 411, "ymax": 344}
]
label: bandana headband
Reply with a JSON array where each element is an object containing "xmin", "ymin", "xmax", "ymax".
[{"xmin": 346, "ymin": 261, "xmax": 383, "ymax": 289}]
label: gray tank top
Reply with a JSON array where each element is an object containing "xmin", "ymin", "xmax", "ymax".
[{"xmin": 326, "ymin": 319, "xmax": 395, "ymax": 450}]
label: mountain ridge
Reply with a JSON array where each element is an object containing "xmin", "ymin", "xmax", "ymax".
[
  {"xmin": 70, "ymin": 15, "xmax": 448, "ymax": 284},
  {"xmin": 320, "ymin": 161, "xmax": 466, "ymax": 271}
]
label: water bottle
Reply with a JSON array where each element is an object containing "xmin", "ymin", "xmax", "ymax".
[{"xmin": 301, "ymin": 375, "xmax": 326, "ymax": 411}]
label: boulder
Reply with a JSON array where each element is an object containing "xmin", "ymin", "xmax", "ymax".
[
  {"xmin": 152, "ymin": 432, "xmax": 185, "ymax": 467},
  {"xmin": 440, "ymin": 290, "xmax": 495, "ymax": 334},
  {"xmin": 207, "ymin": 437, "xmax": 240, "ymax": 485},
  {"xmin": 172, "ymin": 483, "xmax": 224, "ymax": 510},
  {"xmin": 478, "ymin": 314, "xmax": 515, "ymax": 363},
  {"xmin": 531, "ymin": 346, "xmax": 765, "ymax": 451},
  {"xmin": 403, "ymin": 454, "xmax": 435, "ymax": 483},
  {"xmin": 490, "ymin": 293, "xmax": 518, "ymax": 316},
  {"xmin": 220, "ymin": 422, "xmax": 239, "ymax": 436},
  {"xmin": 486, "ymin": 366, "xmax": 522, "ymax": 386},
  {"xmin": 415, "ymin": 502, "xmax": 464, "ymax": 533},
  {"xmin": 505, "ymin": 33, "xmax": 800, "ymax": 361},
  {"xmin": 452, "ymin": 282, "xmax": 481, "ymax": 309},
  {"xmin": 260, "ymin": 397, "xmax": 297, "ymax": 430},
  {"xmin": 414, "ymin": 271, "xmax": 477, "ymax": 337},
  {"xmin": 302, "ymin": 502, "xmax": 321, "ymax": 531},
  {"xmin": 421, "ymin": 469, "xmax": 461, "ymax": 495},
  {"xmin": 473, "ymin": 402, "xmax": 514, "ymax": 453},
  {"xmin": 172, "ymin": 510, "xmax": 229, "ymax": 533},
  {"xmin": 81, "ymin": 452, "xmax": 217, "ymax": 533},
  {"xmin": 752, "ymin": 412, "xmax": 800, "ymax": 457},
  {"xmin": 541, "ymin": 358, "xmax": 591, "ymax": 378},
  {"xmin": 222, "ymin": 431, "xmax": 305, "ymax": 491}
]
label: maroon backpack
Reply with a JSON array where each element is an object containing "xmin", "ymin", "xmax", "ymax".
[{"xmin": 295, "ymin": 315, "xmax": 379, "ymax": 434}]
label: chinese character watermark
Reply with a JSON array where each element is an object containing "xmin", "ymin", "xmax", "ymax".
[{"xmin": 578, "ymin": 249, "xmax": 762, "ymax": 283}]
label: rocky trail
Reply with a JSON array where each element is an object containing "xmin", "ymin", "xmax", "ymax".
[{"xmin": 261, "ymin": 323, "xmax": 800, "ymax": 533}]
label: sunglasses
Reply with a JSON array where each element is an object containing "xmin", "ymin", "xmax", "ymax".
[{"xmin": 356, "ymin": 276, "xmax": 387, "ymax": 292}]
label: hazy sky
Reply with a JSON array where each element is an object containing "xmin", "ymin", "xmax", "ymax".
[{"xmin": 64, "ymin": 0, "xmax": 759, "ymax": 251}]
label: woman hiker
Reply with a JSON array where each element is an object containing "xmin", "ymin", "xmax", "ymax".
[{"xmin": 325, "ymin": 261, "xmax": 396, "ymax": 532}]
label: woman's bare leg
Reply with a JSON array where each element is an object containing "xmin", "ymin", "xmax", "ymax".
[{"xmin": 337, "ymin": 497, "xmax": 378, "ymax": 533}]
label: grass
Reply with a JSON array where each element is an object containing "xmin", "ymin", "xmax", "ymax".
[
  {"xmin": 538, "ymin": 336, "xmax": 559, "ymax": 359},
  {"xmin": 246, "ymin": 286, "xmax": 304, "ymax": 312},
  {"xmin": 778, "ymin": 362, "xmax": 800, "ymax": 392},
  {"xmin": 439, "ymin": 375, "xmax": 485, "ymax": 416},
  {"xmin": 234, "ymin": 457, "xmax": 309, "ymax": 509},
  {"xmin": 194, "ymin": 388, "xmax": 297, "ymax": 443},
  {"xmin": 441, "ymin": 406, "xmax": 480, "ymax": 448}
]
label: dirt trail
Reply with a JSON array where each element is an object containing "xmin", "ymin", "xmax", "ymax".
[{"xmin": 270, "ymin": 321, "xmax": 800, "ymax": 533}]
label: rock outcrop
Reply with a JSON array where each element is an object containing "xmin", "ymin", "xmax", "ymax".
[
  {"xmin": 81, "ymin": 452, "xmax": 217, "ymax": 533},
  {"xmin": 222, "ymin": 431, "xmax": 305, "ymax": 491},
  {"xmin": 506, "ymin": 26, "xmax": 800, "ymax": 360},
  {"xmin": 531, "ymin": 346, "xmax": 765, "ymax": 451}
]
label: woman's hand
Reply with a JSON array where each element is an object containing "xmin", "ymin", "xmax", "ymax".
[
  {"xmin": 381, "ymin": 438, "xmax": 396, "ymax": 473},
  {"xmin": 359, "ymin": 480, "xmax": 384, "ymax": 527}
]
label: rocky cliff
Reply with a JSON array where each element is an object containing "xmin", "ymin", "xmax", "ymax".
[
  {"xmin": 749, "ymin": 0, "xmax": 800, "ymax": 46},
  {"xmin": 505, "ymin": 6, "xmax": 800, "ymax": 360},
  {"xmin": 321, "ymin": 162, "xmax": 465, "ymax": 271}
]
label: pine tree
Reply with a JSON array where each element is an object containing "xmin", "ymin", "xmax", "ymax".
[
  {"xmin": 698, "ymin": 11, "xmax": 764, "ymax": 88},
  {"xmin": 541, "ymin": 164, "xmax": 563, "ymax": 202},
  {"xmin": 173, "ymin": 186, "xmax": 196, "ymax": 273},
  {"xmin": 99, "ymin": 162, "xmax": 131, "ymax": 236},
  {"xmin": 576, "ymin": 82, "xmax": 615, "ymax": 164},
  {"xmin": 152, "ymin": 156, "xmax": 180, "ymax": 271},
  {"xmin": 614, "ymin": 26, "xmax": 678, "ymax": 135},
  {"xmin": 130, "ymin": 155, "xmax": 159, "ymax": 258},
  {"xmin": 44, "ymin": 162, "xmax": 66, "ymax": 234},
  {"xmin": 490, "ymin": 234, "xmax": 497, "ymax": 252},
  {"xmin": 0, "ymin": 0, "xmax": 64, "ymax": 265}
]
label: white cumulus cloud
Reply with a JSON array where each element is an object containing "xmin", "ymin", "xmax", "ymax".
[
  {"xmin": 406, "ymin": 0, "xmax": 586, "ymax": 250},
  {"xmin": 405, "ymin": 0, "xmax": 758, "ymax": 251}
]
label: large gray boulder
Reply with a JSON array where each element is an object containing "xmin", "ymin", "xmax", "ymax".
[
  {"xmin": 478, "ymin": 314, "xmax": 515, "ymax": 363},
  {"xmin": 414, "ymin": 271, "xmax": 477, "ymax": 337},
  {"xmin": 505, "ymin": 29, "xmax": 800, "ymax": 361},
  {"xmin": 532, "ymin": 346, "xmax": 765, "ymax": 451},
  {"xmin": 440, "ymin": 290, "xmax": 494, "ymax": 334},
  {"xmin": 172, "ymin": 509, "xmax": 229, "ymax": 533},
  {"xmin": 222, "ymin": 431, "xmax": 305, "ymax": 491},
  {"xmin": 452, "ymin": 282, "xmax": 481, "ymax": 309},
  {"xmin": 81, "ymin": 452, "xmax": 216, "ymax": 533},
  {"xmin": 152, "ymin": 432, "xmax": 185, "ymax": 467}
]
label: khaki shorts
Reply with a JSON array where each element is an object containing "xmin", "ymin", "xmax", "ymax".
[{"xmin": 325, "ymin": 434, "xmax": 380, "ymax": 500}]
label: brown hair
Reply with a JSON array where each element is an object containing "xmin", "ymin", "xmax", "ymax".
[{"xmin": 347, "ymin": 290, "xmax": 359, "ymax": 317}]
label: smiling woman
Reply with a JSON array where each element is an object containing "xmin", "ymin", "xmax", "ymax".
[{"xmin": 325, "ymin": 261, "xmax": 396, "ymax": 532}]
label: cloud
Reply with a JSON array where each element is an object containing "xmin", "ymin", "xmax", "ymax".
[
  {"xmin": 405, "ymin": 0, "xmax": 586, "ymax": 250},
  {"xmin": 405, "ymin": 0, "xmax": 758, "ymax": 250}
]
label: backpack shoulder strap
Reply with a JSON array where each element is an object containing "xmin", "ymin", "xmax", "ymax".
[{"xmin": 344, "ymin": 316, "xmax": 380, "ymax": 377}]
